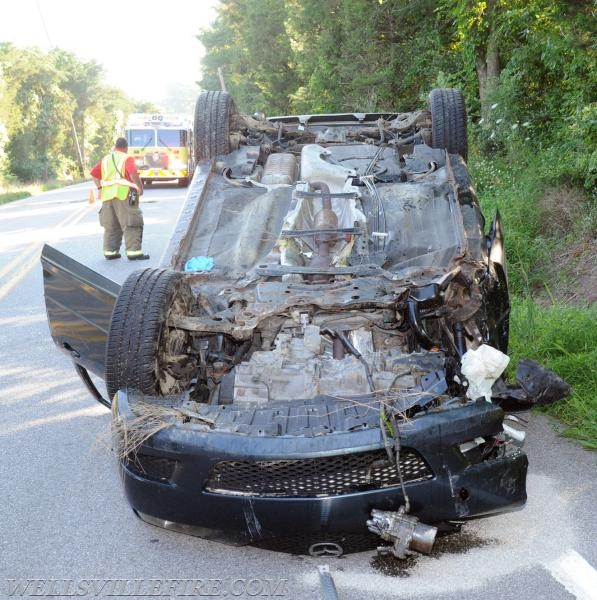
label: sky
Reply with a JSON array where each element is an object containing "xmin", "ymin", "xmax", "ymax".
[{"xmin": 0, "ymin": 0, "xmax": 220, "ymax": 110}]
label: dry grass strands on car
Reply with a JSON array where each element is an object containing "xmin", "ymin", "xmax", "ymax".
[{"xmin": 112, "ymin": 399, "xmax": 215, "ymax": 462}]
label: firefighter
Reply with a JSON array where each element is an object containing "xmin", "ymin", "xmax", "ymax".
[{"xmin": 90, "ymin": 137, "xmax": 149, "ymax": 260}]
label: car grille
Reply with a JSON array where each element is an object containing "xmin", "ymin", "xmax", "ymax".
[
  {"xmin": 125, "ymin": 453, "xmax": 178, "ymax": 483},
  {"xmin": 205, "ymin": 449, "xmax": 433, "ymax": 497}
]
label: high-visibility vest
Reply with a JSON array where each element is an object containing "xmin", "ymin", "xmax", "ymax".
[{"xmin": 100, "ymin": 151, "xmax": 138, "ymax": 201}]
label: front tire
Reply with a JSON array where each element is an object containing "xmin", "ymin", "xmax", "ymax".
[{"xmin": 105, "ymin": 268, "xmax": 195, "ymax": 399}]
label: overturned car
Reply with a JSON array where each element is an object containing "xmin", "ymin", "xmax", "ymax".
[{"xmin": 41, "ymin": 89, "xmax": 570, "ymax": 558}]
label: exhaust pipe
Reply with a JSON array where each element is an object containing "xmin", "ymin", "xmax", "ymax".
[{"xmin": 309, "ymin": 181, "xmax": 337, "ymax": 282}]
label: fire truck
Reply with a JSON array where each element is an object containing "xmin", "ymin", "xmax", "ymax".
[{"xmin": 124, "ymin": 113, "xmax": 195, "ymax": 187}]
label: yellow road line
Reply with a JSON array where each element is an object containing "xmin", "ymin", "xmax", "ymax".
[
  {"xmin": 0, "ymin": 203, "xmax": 84, "ymax": 278},
  {"xmin": 0, "ymin": 248, "xmax": 44, "ymax": 302},
  {"xmin": 0, "ymin": 240, "xmax": 41, "ymax": 280},
  {"xmin": 0, "ymin": 201, "xmax": 92, "ymax": 300}
]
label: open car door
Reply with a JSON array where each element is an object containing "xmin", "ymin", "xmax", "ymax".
[{"xmin": 41, "ymin": 243, "xmax": 119, "ymax": 407}]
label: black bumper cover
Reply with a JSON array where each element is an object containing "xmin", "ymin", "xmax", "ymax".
[{"xmin": 115, "ymin": 393, "xmax": 527, "ymax": 553}]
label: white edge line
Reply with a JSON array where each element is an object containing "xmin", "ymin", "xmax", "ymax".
[{"xmin": 543, "ymin": 549, "xmax": 597, "ymax": 600}]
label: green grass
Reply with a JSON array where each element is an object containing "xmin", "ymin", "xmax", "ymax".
[
  {"xmin": 471, "ymin": 144, "xmax": 597, "ymax": 450},
  {"xmin": 0, "ymin": 190, "xmax": 31, "ymax": 205},
  {"xmin": 470, "ymin": 153, "xmax": 552, "ymax": 296},
  {"xmin": 470, "ymin": 148, "xmax": 596, "ymax": 301},
  {"xmin": 508, "ymin": 299, "xmax": 597, "ymax": 449},
  {"xmin": 0, "ymin": 178, "xmax": 88, "ymax": 205}
]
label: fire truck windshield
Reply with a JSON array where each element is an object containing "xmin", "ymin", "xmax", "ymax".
[
  {"xmin": 128, "ymin": 130, "xmax": 155, "ymax": 147},
  {"xmin": 158, "ymin": 130, "xmax": 186, "ymax": 147}
]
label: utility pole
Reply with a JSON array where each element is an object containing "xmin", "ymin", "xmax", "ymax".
[
  {"xmin": 37, "ymin": 0, "xmax": 85, "ymax": 176},
  {"xmin": 217, "ymin": 67, "xmax": 227, "ymax": 93},
  {"xmin": 70, "ymin": 114, "xmax": 85, "ymax": 175}
]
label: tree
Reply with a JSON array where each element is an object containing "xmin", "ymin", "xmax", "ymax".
[
  {"xmin": 437, "ymin": 0, "xmax": 595, "ymax": 117},
  {"xmin": 51, "ymin": 49, "xmax": 105, "ymax": 174},
  {"xmin": 199, "ymin": 0, "xmax": 455, "ymax": 115},
  {"xmin": 198, "ymin": 0, "xmax": 298, "ymax": 114},
  {"xmin": 0, "ymin": 44, "xmax": 73, "ymax": 181}
]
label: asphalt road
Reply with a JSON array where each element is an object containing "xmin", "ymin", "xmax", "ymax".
[{"xmin": 0, "ymin": 182, "xmax": 596, "ymax": 600}]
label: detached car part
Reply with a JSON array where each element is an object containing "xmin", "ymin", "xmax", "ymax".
[{"xmin": 367, "ymin": 507, "xmax": 438, "ymax": 559}]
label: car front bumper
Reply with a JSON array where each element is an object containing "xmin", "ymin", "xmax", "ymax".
[{"xmin": 114, "ymin": 392, "xmax": 528, "ymax": 554}]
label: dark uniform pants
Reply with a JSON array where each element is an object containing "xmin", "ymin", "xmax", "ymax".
[{"xmin": 99, "ymin": 197, "xmax": 144, "ymax": 258}]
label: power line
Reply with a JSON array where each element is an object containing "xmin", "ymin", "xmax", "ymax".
[
  {"xmin": 34, "ymin": 0, "xmax": 85, "ymax": 174},
  {"xmin": 35, "ymin": 0, "xmax": 53, "ymax": 47}
]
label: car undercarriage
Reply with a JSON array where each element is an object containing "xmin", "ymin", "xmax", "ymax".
[{"xmin": 41, "ymin": 89, "xmax": 570, "ymax": 558}]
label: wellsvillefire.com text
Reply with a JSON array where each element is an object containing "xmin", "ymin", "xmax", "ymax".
[{"xmin": 6, "ymin": 578, "xmax": 288, "ymax": 597}]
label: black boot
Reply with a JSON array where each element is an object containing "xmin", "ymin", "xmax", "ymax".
[{"xmin": 127, "ymin": 253, "xmax": 150, "ymax": 260}]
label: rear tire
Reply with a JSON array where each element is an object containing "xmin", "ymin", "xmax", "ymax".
[
  {"xmin": 105, "ymin": 268, "xmax": 195, "ymax": 399},
  {"xmin": 194, "ymin": 90, "xmax": 234, "ymax": 161},
  {"xmin": 428, "ymin": 88, "xmax": 468, "ymax": 161}
]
